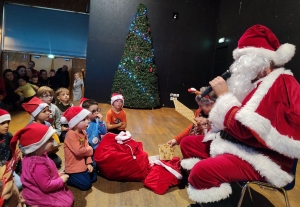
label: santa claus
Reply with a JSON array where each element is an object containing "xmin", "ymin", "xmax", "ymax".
[{"xmin": 182, "ymin": 24, "xmax": 300, "ymax": 207}]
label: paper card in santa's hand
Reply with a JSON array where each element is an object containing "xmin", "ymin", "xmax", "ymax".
[{"xmin": 158, "ymin": 144, "xmax": 174, "ymax": 160}]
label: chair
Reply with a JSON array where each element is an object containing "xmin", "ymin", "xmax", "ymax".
[{"xmin": 237, "ymin": 159, "xmax": 298, "ymax": 207}]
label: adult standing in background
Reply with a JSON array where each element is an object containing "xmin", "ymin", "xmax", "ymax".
[
  {"xmin": 55, "ymin": 65, "xmax": 70, "ymax": 89},
  {"xmin": 2, "ymin": 69, "xmax": 20, "ymax": 110},
  {"xmin": 14, "ymin": 65, "xmax": 28, "ymax": 82},
  {"xmin": 49, "ymin": 69, "xmax": 58, "ymax": 92},
  {"xmin": 27, "ymin": 60, "xmax": 39, "ymax": 76},
  {"xmin": 72, "ymin": 72, "xmax": 84, "ymax": 101},
  {"xmin": 39, "ymin": 69, "xmax": 49, "ymax": 87}
]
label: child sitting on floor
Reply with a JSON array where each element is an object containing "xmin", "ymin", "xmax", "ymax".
[
  {"xmin": 62, "ymin": 106, "xmax": 97, "ymax": 190},
  {"xmin": 0, "ymin": 109, "xmax": 22, "ymax": 190},
  {"xmin": 55, "ymin": 87, "xmax": 73, "ymax": 142},
  {"xmin": 22, "ymin": 97, "xmax": 62, "ymax": 168},
  {"xmin": 81, "ymin": 99, "xmax": 107, "ymax": 149},
  {"xmin": 106, "ymin": 93, "xmax": 127, "ymax": 134},
  {"xmin": 10, "ymin": 123, "xmax": 74, "ymax": 207},
  {"xmin": 14, "ymin": 78, "xmax": 38, "ymax": 103},
  {"xmin": 36, "ymin": 86, "xmax": 62, "ymax": 137},
  {"xmin": 0, "ymin": 148, "xmax": 25, "ymax": 207}
]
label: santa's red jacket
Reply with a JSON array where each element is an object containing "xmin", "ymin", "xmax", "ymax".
[{"xmin": 208, "ymin": 68, "xmax": 300, "ymax": 187}]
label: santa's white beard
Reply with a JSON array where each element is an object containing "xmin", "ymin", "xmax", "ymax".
[{"xmin": 226, "ymin": 54, "xmax": 270, "ymax": 103}]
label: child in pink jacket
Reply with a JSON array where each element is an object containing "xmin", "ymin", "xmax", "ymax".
[{"xmin": 10, "ymin": 123, "xmax": 74, "ymax": 207}]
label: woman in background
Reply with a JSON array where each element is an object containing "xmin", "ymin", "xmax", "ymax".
[{"xmin": 72, "ymin": 72, "xmax": 84, "ymax": 101}]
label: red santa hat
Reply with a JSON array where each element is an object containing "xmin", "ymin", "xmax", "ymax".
[
  {"xmin": 60, "ymin": 106, "xmax": 91, "ymax": 129},
  {"xmin": 22, "ymin": 97, "xmax": 48, "ymax": 117},
  {"xmin": 0, "ymin": 109, "xmax": 11, "ymax": 123},
  {"xmin": 10, "ymin": 123, "xmax": 56, "ymax": 154},
  {"xmin": 79, "ymin": 97, "xmax": 89, "ymax": 107},
  {"xmin": 111, "ymin": 93, "xmax": 124, "ymax": 107},
  {"xmin": 233, "ymin": 24, "xmax": 295, "ymax": 66}
]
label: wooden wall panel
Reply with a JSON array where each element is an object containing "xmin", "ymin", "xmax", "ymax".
[{"xmin": 1, "ymin": 51, "xmax": 30, "ymax": 72}]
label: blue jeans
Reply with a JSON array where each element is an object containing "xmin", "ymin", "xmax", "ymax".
[{"xmin": 67, "ymin": 170, "xmax": 97, "ymax": 191}]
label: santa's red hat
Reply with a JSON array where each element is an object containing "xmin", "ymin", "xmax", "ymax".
[
  {"xmin": 233, "ymin": 24, "xmax": 295, "ymax": 66},
  {"xmin": 22, "ymin": 97, "xmax": 48, "ymax": 117},
  {"xmin": 79, "ymin": 97, "xmax": 89, "ymax": 107},
  {"xmin": 10, "ymin": 123, "xmax": 56, "ymax": 154},
  {"xmin": 0, "ymin": 109, "xmax": 11, "ymax": 123},
  {"xmin": 111, "ymin": 93, "xmax": 124, "ymax": 107},
  {"xmin": 60, "ymin": 106, "xmax": 90, "ymax": 129}
]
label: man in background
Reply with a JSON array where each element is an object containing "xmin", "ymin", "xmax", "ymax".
[{"xmin": 55, "ymin": 65, "xmax": 70, "ymax": 89}]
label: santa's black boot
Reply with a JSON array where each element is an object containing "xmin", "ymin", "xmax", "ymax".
[
  {"xmin": 199, "ymin": 197, "xmax": 232, "ymax": 207},
  {"xmin": 178, "ymin": 168, "xmax": 190, "ymax": 189}
]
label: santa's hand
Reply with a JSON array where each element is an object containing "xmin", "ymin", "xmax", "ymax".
[{"xmin": 209, "ymin": 76, "xmax": 228, "ymax": 97}]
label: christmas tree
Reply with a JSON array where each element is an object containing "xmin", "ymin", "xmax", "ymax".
[{"xmin": 111, "ymin": 4, "xmax": 160, "ymax": 108}]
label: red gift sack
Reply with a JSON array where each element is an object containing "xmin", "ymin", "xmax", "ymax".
[
  {"xmin": 94, "ymin": 132, "xmax": 150, "ymax": 181},
  {"xmin": 144, "ymin": 156, "xmax": 182, "ymax": 195}
]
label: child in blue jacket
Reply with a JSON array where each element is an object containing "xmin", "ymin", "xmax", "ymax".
[{"xmin": 81, "ymin": 99, "xmax": 107, "ymax": 149}]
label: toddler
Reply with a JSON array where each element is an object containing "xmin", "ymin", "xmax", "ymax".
[
  {"xmin": 62, "ymin": 106, "xmax": 97, "ymax": 190},
  {"xmin": 22, "ymin": 97, "xmax": 62, "ymax": 168},
  {"xmin": 0, "ymin": 109, "xmax": 22, "ymax": 190},
  {"xmin": 10, "ymin": 123, "xmax": 74, "ymax": 207},
  {"xmin": 14, "ymin": 78, "xmax": 38, "ymax": 102},
  {"xmin": 81, "ymin": 99, "xmax": 107, "ymax": 149},
  {"xmin": 56, "ymin": 88, "xmax": 73, "ymax": 142},
  {"xmin": 106, "ymin": 93, "xmax": 127, "ymax": 134},
  {"xmin": 29, "ymin": 74, "xmax": 41, "ymax": 87}
]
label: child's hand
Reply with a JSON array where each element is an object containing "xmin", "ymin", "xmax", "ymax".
[
  {"xmin": 59, "ymin": 171, "xmax": 65, "ymax": 177},
  {"xmin": 60, "ymin": 174, "xmax": 69, "ymax": 183},
  {"xmin": 87, "ymin": 164, "xmax": 93, "ymax": 173},
  {"xmin": 166, "ymin": 139, "xmax": 178, "ymax": 147},
  {"xmin": 96, "ymin": 113, "xmax": 103, "ymax": 122},
  {"xmin": 61, "ymin": 126, "xmax": 69, "ymax": 131},
  {"xmin": 118, "ymin": 122, "xmax": 123, "ymax": 127}
]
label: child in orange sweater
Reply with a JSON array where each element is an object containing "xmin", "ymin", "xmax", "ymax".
[
  {"xmin": 166, "ymin": 87, "xmax": 217, "ymax": 147},
  {"xmin": 61, "ymin": 106, "xmax": 97, "ymax": 190},
  {"xmin": 106, "ymin": 93, "xmax": 127, "ymax": 134}
]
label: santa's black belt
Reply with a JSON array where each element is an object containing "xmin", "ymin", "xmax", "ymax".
[
  {"xmin": 219, "ymin": 130, "xmax": 278, "ymax": 155},
  {"xmin": 219, "ymin": 130, "xmax": 242, "ymax": 144}
]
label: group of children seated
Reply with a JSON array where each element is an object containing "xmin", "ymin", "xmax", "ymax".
[{"xmin": 0, "ymin": 87, "xmax": 127, "ymax": 207}]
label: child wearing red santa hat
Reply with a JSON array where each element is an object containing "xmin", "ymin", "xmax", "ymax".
[
  {"xmin": 166, "ymin": 86, "xmax": 217, "ymax": 148},
  {"xmin": 0, "ymin": 108, "xmax": 22, "ymax": 191},
  {"xmin": 22, "ymin": 97, "xmax": 62, "ymax": 169},
  {"xmin": 10, "ymin": 123, "xmax": 74, "ymax": 207},
  {"xmin": 106, "ymin": 93, "xmax": 127, "ymax": 134},
  {"xmin": 62, "ymin": 106, "xmax": 97, "ymax": 190}
]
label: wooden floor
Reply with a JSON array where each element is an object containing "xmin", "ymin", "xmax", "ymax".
[{"xmin": 10, "ymin": 103, "xmax": 300, "ymax": 207}]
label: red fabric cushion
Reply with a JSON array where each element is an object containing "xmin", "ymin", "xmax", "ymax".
[
  {"xmin": 144, "ymin": 157, "xmax": 182, "ymax": 195},
  {"xmin": 94, "ymin": 133, "xmax": 150, "ymax": 181}
]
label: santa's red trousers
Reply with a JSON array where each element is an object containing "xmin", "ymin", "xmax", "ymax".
[{"xmin": 180, "ymin": 135, "xmax": 265, "ymax": 189}]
